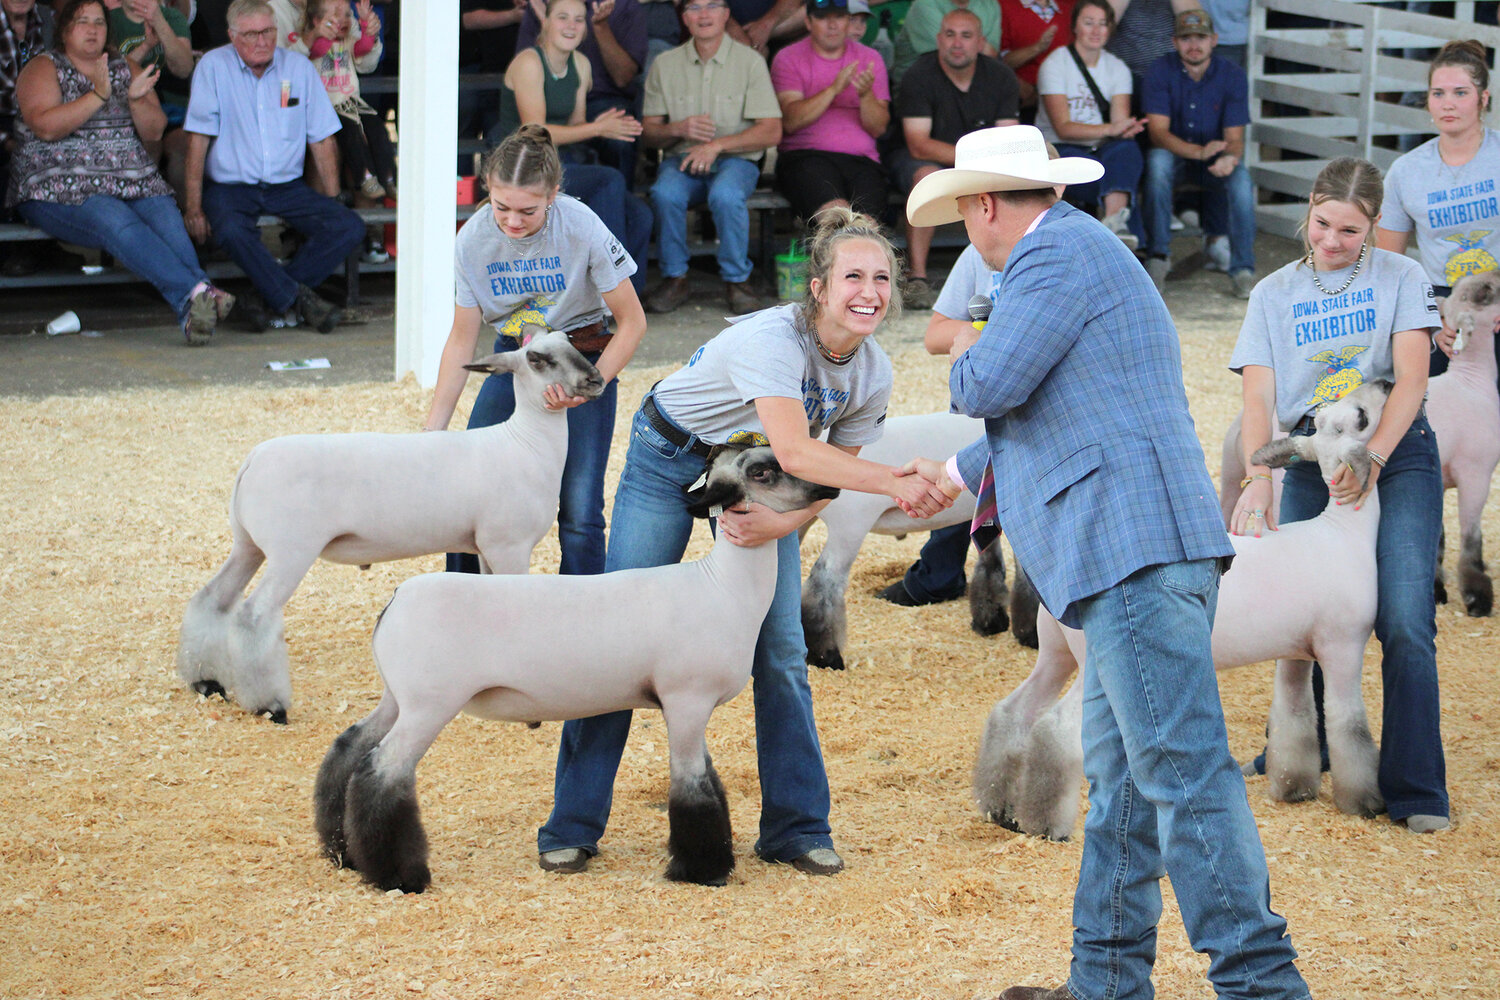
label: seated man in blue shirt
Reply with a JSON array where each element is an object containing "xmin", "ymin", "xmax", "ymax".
[
  {"xmin": 1139, "ymin": 9, "xmax": 1256, "ymax": 299},
  {"xmin": 181, "ymin": 0, "xmax": 363, "ymax": 331}
]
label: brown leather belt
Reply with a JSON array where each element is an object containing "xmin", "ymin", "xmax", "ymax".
[{"xmin": 566, "ymin": 320, "xmax": 611, "ymax": 354}]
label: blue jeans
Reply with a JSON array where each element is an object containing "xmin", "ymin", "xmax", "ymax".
[
  {"xmin": 902, "ymin": 521, "xmax": 971, "ymax": 602},
  {"xmin": 445, "ymin": 333, "xmax": 616, "ymax": 577},
  {"xmin": 1278, "ymin": 414, "xmax": 1448, "ymax": 821},
  {"xmin": 1142, "ymin": 146, "xmax": 1257, "ymax": 273},
  {"xmin": 537, "ymin": 403, "xmax": 835, "ymax": 861},
  {"xmin": 650, "ymin": 155, "xmax": 761, "ymax": 283},
  {"xmin": 202, "ymin": 179, "xmax": 364, "ymax": 312},
  {"xmin": 1069, "ymin": 558, "xmax": 1309, "ymax": 1000},
  {"xmin": 19, "ymin": 194, "xmax": 207, "ymax": 321},
  {"xmin": 561, "ymin": 160, "xmax": 651, "ymax": 295}
]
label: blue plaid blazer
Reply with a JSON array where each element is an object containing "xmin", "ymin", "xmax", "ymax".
[{"xmin": 952, "ymin": 201, "xmax": 1232, "ymax": 628}]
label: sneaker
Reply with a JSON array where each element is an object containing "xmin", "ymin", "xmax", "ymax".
[
  {"xmin": 1404, "ymin": 815, "xmax": 1450, "ymax": 834},
  {"xmin": 1204, "ymin": 235, "xmax": 1231, "ymax": 272},
  {"xmin": 788, "ymin": 847, "xmax": 844, "ymax": 876},
  {"xmin": 1101, "ymin": 207, "xmax": 1138, "ymax": 249},
  {"xmin": 1231, "ymin": 269, "xmax": 1257, "ymax": 299},
  {"xmin": 295, "ymin": 283, "xmax": 342, "ymax": 333},
  {"xmin": 1178, "ymin": 208, "xmax": 1200, "ymax": 230},
  {"xmin": 207, "ymin": 285, "xmax": 236, "ymax": 322},
  {"xmin": 903, "ymin": 275, "xmax": 938, "ymax": 310},
  {"xmin": 361, "ymin": 235, "xmax": 390, "ymax": 265},
  {"xmin": 1170, "ymin": 212, "xmax": 1186, "ymax": 232},
  {"xmin": 1145, "ymin": 255, "xmax": 1170, "ymax": 293},
  {"xmin": 359, "ymin": 174, "xmax": 387, "ymax": 200},
  {"xmin": 182, "ymin": 287, "xmax": 218, "ymax": 346},
  {"xmin": 538, "ymin": 848, "xmax": 590, "ymax": 873}
]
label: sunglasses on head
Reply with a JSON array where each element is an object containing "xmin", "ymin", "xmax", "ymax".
[{"xmin": 808, "ymin": 0, "xmax": 849, "ymax": 11}]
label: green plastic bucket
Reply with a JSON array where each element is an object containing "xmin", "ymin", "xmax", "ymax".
[{"xmin": 775, "ymin": 242, "xmax": 809, "ymax": 301}]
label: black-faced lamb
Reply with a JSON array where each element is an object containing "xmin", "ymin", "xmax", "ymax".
[
  {"xmin": 974, "ymin": 382, "xmax": 1391, "ymax": 840},
  {"xmin": 177, "ymin": 328, "xmax": 604, "ymax": 724},
  {"xmin": 313, "ymin": 444, "xmax": 839, "ymax": 893},
  {"xmin": 799, "ymin": 412, "xmax": 1036, "ymax": 670},
  {"xmin": 1427, "ymin": 269, "xmax": 1500, "ymax": 616}
]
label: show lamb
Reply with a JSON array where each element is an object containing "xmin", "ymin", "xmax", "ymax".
[
  {"xmin": 177, "ymin": 327, "xmax": 604, "ymax": 723},
  {"xmin": 1426, "ymin": 269, "xmax": 1500, "ymax": 616},
  {"xmin": 800, "ymin": 412, "xmax": 1036, "ymax": 670},
  {"xmin": 974, "ymin": 382, "xmax": 1391, "ymax": 840},
  {"xmin": 313, "ymin": 444, "xmax": 839, "ymax": 892}
]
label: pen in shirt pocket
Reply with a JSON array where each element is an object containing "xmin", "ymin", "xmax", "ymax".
[{"xmin": 280, "ymin": 79, "xmax": 290, "ymax": 107}]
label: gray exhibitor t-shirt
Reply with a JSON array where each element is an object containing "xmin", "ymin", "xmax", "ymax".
[
  {"xmin": 1230, "ymin": 248, "xmax": 1439, "ymax": 430},
  {"xmin": 454, "ymin": 194, "xmax": 636, "ymax": 338},
  {"xmin": 1381, "ymin": 130, "xmax": 1500, "ymax": 289},
  {"xmin": 934, "ymin": 244, "xmax": 1000, "ymax": 320},
  {"xmin": 653, "ymin": 303, "xmax": 893, "ymax": 446}
]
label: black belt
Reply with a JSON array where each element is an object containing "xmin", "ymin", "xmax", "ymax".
[{"xmin": 642, "ymin": 393, "xmax": 714, "ymax": 459}]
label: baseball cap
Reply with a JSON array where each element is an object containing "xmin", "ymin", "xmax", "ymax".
[
  {"xmin": 1173, "ymin": 9, "xmax": 1214, "ymax": 36},
  {"xmin": 847, "ymin": 0, "xmax": 870, "ymax": 13}
]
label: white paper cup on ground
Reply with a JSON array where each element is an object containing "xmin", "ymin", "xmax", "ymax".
[{"xmin": 46, "ymin": 311, "xmax": 81, "ymax": 336}]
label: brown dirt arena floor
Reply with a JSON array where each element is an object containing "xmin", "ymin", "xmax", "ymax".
[{"xmin": 3, "ymin": 281, "xmax": 1498, "ymax": 999}]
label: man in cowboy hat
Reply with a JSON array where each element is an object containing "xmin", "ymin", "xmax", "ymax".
[{"xmin": 905, "ymin": 125, "xmax": 1311, "ymax": 1000}]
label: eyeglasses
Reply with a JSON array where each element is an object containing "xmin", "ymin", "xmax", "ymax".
[
  {"xmin": 683, "ymin": 2, "xmax": 727, "ymax": 11},
  {"xmin": 232, "ymin": 27, "xmax": 278, "ymax": 42}
]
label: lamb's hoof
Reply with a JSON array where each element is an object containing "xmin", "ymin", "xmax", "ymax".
[
  {"xmin": 984, "ymin": 807, "xmax": 1023, "ymax": 833},
  {"xmin": 258, "ymin": 707, "xmax": 289, "ymax": 725},
  {"xmin": 1434, "ymin": 580, "xmax": 1448, "ymax": 605},
  {"xmin": 193, "ymin": 679, "xmax": 227, "ymax": 700},
  {"xmin": 539, "ymin": 848, "xmax": 589, "ymax": 873},
  {"xmin": 375, "ymin": 865, "xmax": 431, "ymax": 894},
  {"xmin": 970, "ymin": 603, "xmax": 1010, "ymax": 637},
  {"xmin": 1012, "ymin": 623, "xmax": 1040, "ymax": 650},
  {"xmin": 1462, "ymin": 588, "xmax": 1492, "ymax": 617},
  {"xmin": 807, "ymin": 647, "xmax": 846, "ymax": 670}
]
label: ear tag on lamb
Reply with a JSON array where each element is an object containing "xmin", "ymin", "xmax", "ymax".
[
  {"xmin": 709, "ymin": 504, "xmax": 724, "ymax": 518},
  {"xmin": 688, "ymin": 469, "xmax": 709, "ymax": 493},
  {"xmin": 726, "ymin": 429, "xmax": 770, "ymax": 447}
]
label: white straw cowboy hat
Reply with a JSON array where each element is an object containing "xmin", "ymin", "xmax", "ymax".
[{"xmin": 906, "ymin": 125, "xmax": 1105, "ymax": 227}]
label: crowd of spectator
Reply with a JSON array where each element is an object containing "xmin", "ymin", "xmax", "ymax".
[{"xmin": 1, "ymin": 0, "xmax": 1490, "ymax": 338}]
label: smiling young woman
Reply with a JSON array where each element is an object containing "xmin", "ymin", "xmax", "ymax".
[
  {"xmin": 1231, "ymin": 156, "xmax": 1451, "ymax": 835},
  {"xmin": 534, "ymin": 207, "xmax": 956, "ymax": 879}
]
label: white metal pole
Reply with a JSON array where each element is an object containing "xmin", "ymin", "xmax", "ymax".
[{"xmin": 393, "ymin": 2, "xmax": 461, "ymax": 387}]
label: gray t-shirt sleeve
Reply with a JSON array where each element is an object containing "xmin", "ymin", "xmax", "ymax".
[
  {"xmin": 1380, "ymin": 154, "xmax": 1417, "ymax": 234},
  {"xmin": 933, "ymin": 245, "xmax": 996, "ymax": 319}
]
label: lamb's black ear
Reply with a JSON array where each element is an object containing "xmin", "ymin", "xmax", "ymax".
[
  {"xmin": 1251, "ymin": 436, "xmax": 1316, "ymax": 469},
  {"xmin": 684, "ymin": 444, "xmax": 743, "ymax": 519},
  {"xmin": 463, "ymin": 351, "xmax": 522, "ymax": 376}
]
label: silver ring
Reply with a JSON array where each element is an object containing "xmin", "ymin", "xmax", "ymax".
[{"xmin": 1251, "ymin": 510, "xmax": 1263, "ymax": 518}]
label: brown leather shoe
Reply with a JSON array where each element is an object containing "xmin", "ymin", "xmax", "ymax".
[
  {"xmin": 724, "ymin": 279, "xmax": 765, "ymax": 315},
  {"xmin": 996, "ymin": 986, "xmax": 1075, "ymax": 1000},
  {"xmin": 645, "ymin": 275, "xmax": 690, "ymax": 314}
]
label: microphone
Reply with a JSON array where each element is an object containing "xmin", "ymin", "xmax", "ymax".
[{"xmin": 967, "ymin": 294, "xmax": 992, "ymax": 331}]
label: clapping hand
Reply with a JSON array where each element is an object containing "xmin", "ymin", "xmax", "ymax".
[
  {"xmin": 357, "ymin": 0, "xmax": 381, "ymax": 35},
  {"xmin": 128, "ymin": 62, "xmax": 161, "ymax": 101},
  {"xmin": 593, "ymin": 106, "xmax": 643, "ymax": 141},
  {"xmin": 851, "ymin": 62, "xmax": 876, "ymax": 97},
  {"xmin": 678, "ymin": 113, "xmax": 717, "ymax": 144},
  {"xmin": 592, "ymin": 0, "xmax": 615, "ymax": 23}
]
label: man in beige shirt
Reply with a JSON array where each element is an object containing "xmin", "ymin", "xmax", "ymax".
[{"xmin": 640, "ymin": 0, "xmax": 782, "ymax": 314}]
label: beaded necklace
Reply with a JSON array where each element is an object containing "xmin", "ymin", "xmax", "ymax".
[
  {"xmin": 812, "ymin": 326, "xmax": 860, "ymax": 364},
  {"xmin": 1305, "ymin": 242, "xmax": 1368, "ymax": 296}
]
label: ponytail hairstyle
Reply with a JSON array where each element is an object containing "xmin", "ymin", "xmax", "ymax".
[
  {"xmin": 1428, "ymin": 39, "xmax": 1491, "ymax": 113},
  {"xmin": 481, "ymin": 124, "xmax": 564, "ymax": 195},
  {"xmin": 1298, "ymin": 156, "xmax": 1384, "ymax": 258},
  {"xmin": 1070, "ymin": 0, "xmax": 1115, "ymax": 34},
  {"xmin": 801, "ymin": 206, "xmax": 903, "ymax": 326}
]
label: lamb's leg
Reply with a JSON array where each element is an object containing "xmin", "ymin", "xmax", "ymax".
[
  {"xmin": 1011, "ymin": 678, "xmax": 1084, "ymax": 840},
  {"xmin": 1456, "ymin": 482, "xmax": 1493, "ymax": 617},
  {"xmin": 967, "ymin": 539, "xmax": 1011, "ymax": 637},
  {"xmin": 314, "ymin": 693, "xmax": 399, "ymax": 867},
  {"xmin": 342, "ymin": 734, "xmax": 433, "ymax": 894},
  {"xmin": 1264, "ymin": 658, "xmax": 1322, "ymax": 804},
  {"xmin": 177, "ymin": 535, "xmax": 264, "ymax": 700},
  {"xmin": 661, "ymin": 699, "xmax": 734, "ymax": 886},
  {"xmin": 974, "ymin": 609, "xmax": 1078, "ymax": 836},
  {"xmin": 1317, "ymin": 653, "xmax": 1383, "ymax": 818},
  {"xmin": 1434, "ymin": 522, "xmax": 1449, "ymax": 606},
  {"xmin": 800, "ymin": 526, "xmax": 863, "ymax": 670},
  {"xmin": 1007, "ymin": 564, "xmax": 1041, "ymax": 649},
  {"xmin": 222, "ymin": 550, "xmax": 320, "ymax": 723}
]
